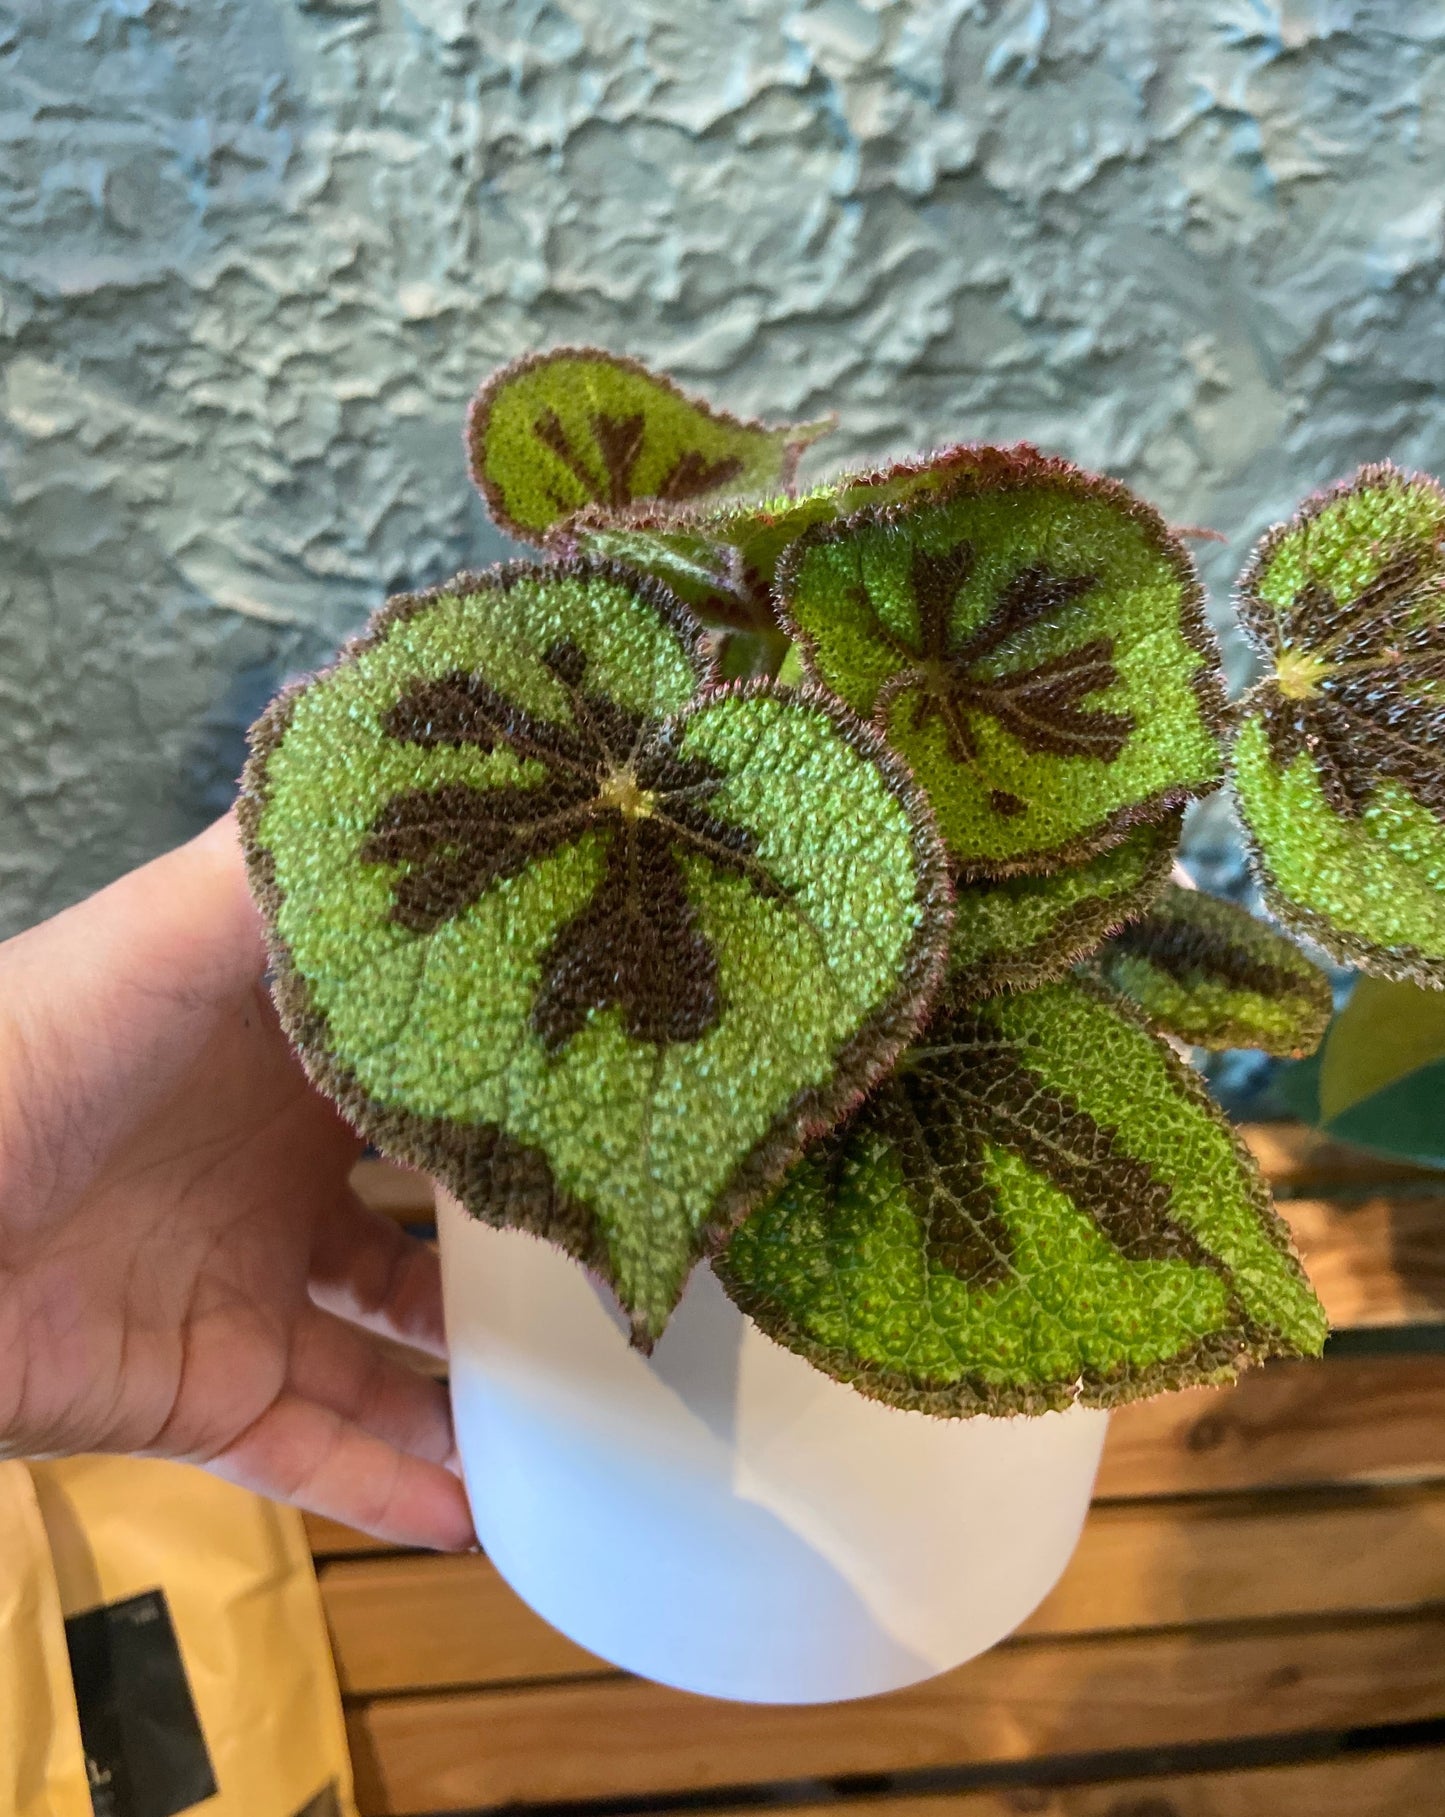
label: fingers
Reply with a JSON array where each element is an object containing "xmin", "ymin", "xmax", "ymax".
[
  {"xmin": 309, "ymin": 1190, "xmax": 448, "ymax": 1359},
  {"xmin": 196, "ymin": 1296, "xmax": 473, "ymax": 1551},
  {"xmin": 0, "ymin": 813, "xmax": 275, "ymax": 1213},
  {"xmin": 5, "ymin": 810, "xmax": 265, "ymax": 1014},
  {"xmin": 206, "ymin": 1390, "xmax": 476, "ymax": 1551},
  {"xmin": 288, "ymin": 1302, "xmax": 453, "ymax": 1466}
]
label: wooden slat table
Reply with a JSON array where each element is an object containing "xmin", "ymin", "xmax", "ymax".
[{"xmin": 319, "ymin": 1126, "xmax": 1445, "ymax": 1816}]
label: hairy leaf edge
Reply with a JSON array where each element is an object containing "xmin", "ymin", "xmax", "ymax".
[
  {"xmin": 715, "ymin": 973, "xmax": 1326, "ymax": 1417},
  {"xmin": 1229, "ymin": 464, "xmax": 1445, "ymax": 986},
  {"xmin": 1227, "ymin": 696, "xmax": 1445, "ymax": 990},
  {"xmin": 1232, "ymin": 460, "xmax": 1445, "ymax": 661},
  {"xmin": 949, "ymin": 814, "xmax": 1181, "ymax": 1006},
  {"xmin": 773, "ymin": 445, "xmax": 1229, "ymax": 880},
  {"xmin": 239, "ymin": 559, "xmax": 955, "ymax": 1344},
  {"xmin": 466, "ymin": 345, "xmax": 836, "ymax": 546},
  {"xmin": 1096, "ymin": 884, "xmax": 1336, "ymax": 1057}
]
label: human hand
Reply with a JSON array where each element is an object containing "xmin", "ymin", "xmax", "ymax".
[{"xmin": 0, "ymin": 816, "xmax": 474, "ymax": 1550}]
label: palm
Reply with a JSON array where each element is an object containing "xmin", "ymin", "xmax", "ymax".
[{"xmin": 0, "ymin": 818, "xmax": 473, "ymax": 1551}]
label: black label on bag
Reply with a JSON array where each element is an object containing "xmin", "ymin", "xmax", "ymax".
[{"xmin": 64, "ymin": 1588, "xmax": 218, "ymax": 1817}]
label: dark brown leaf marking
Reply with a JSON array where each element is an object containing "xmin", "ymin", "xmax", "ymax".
[
  {"xmin": 363, "ymin": 643, "xmax": 785, "ymax": 1054},
  {"xmin": 590, "ymin": 412, "xmax": 648, "ymax": 508},
  {"xmin": 533, "ymin": 408, "xmax": 609, "ymax": 504},
  {"xmin": 1107, "ymin": 909, "xmax": 1306, "ymax": 1001},
  {"xmin": 870, "ymin": 1067, "xmax": 1015, "ymax": 1288},
  {"xmin": 865, "ymin": 542, "xmax": 1131, "ymax": 819},
  {"xmin": 1262, "ymin": 541, "xmax": 1445, "ymax": 818},
  {"xmin": 658, "ymin": 449, "xmax": 747, "ymax": 502},
  {"xmin": 880, "ymin": 991, "xmax": 1216, "ymax": 1285},
  {"xmin": 528, "ymin": 817, "xmax": 723, "ymax": 1051},
  {"xmin": 532, "ymin": 408, "xmax": 747, "ymax": 514},
  {"xmin": 364, "ymin": 778, "xmax": 596, "ymax": 933}
]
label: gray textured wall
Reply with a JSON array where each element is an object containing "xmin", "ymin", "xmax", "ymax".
[{"xmin": 3, "ymin": 0, "xmax": 1443, "ymax": 934}]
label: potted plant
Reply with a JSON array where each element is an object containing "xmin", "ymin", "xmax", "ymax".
[{"xmin": 238, "ymin": 352, "xmax": 1443, "ymax": 1704}]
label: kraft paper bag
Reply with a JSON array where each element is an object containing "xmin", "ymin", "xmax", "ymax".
[
  {"xmin": 3, "ymin": 1455, "xmax": 358, "ymax": 1817},
  {"xmin": 0, "ymin": 1463, "xmax": 92, "ymax": 1817}
]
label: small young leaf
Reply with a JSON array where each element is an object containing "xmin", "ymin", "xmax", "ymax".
[
  {"xmin": 240, "ymin": 560, "xmax": 951, "ymax": 1346},
  {"xmin": 556, "ymin": 446, "xmax": 1053, "ymax": 639},
  {"xmin": 776, "ymin": 446, "xmax": 1227, "ymax": 877},
  {"xmin": 717, "ymin": 976, "xmax": 1326, "ymax": 1417},
  {"xmin": 1318, "ymin": 975, "xmax": 1445, "ymax": 1121},
  {"xmin": 949, "ymin": 813, "xmax": 1179, "ymax": 1004},
  {"xmin": 467, "ymin": 348, "xmax": 833, "ymax": 545},
  {"xmin": 553, "ymin": 509, "xmax": 766, "ymax": 632},
  {"xmin": 1231, "ymin": 463, "xmax": 1445, "ymax": 984},
  {"xmin": 1096, "ymin": 884, "xmax": 1332, "ymax": 1057}
]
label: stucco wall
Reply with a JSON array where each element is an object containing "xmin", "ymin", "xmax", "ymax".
[{"xmin": 3, "ymin": 0, "xmax": 1442, "ymax": 933}]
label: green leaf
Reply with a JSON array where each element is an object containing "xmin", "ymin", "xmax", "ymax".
[
  {"xmin": 573, "ymin": 447, "xmax": 1008, "ymax": 691},
  {"xmin": 717, "ymin": 976, "xmax": 1326, "ymax": 1417},
  {"xmin": 552, "ymin": 498, "xmax": 810, "ymax": 670},
  {"xmin": 239, "ymin": 559, "xmax": 951, "ymax": 1346},
  {"xmin": 1318, "ymin": 975, "xmax": 1445, "ymax": 1120},
  {"xmin": 948, "ymin": 813, "xmax": 1180, "ymax": 1004},
  {"xmin": 466, "ymin": 348, "xmax": 833, "ymax": 545},
  {"xmin": 1231, "ymin": 463, "xmax": 1445, "ymax": 985},
  {"xmin": 553, "ymin": 506, "xmax": 768, "ymax": 632},
  {"xmin": 776, "ymin": 446, "xmax": 1227, "ymax": 877},
  {"xmin": 553, "ymin": 495, "xmax": 825, "ymax": 635},
  {"xmin": 553, "ymin": 447, "xmax": 1023, "ymax": 635},
  {"xmin": 1096, "ymin": 884, "xmax": 1333, "ymax": 1057}
]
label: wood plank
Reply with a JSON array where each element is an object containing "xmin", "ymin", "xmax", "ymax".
[
  {"xmin": 739, "ymin": 1751, "xmax": 1445, "ymax": 1816},
  {"xmin": 320, "ymin": 1485, "xmax": 1445, "ymax": 1697},
  {"xmin": 1023, "ymin": 1484, "xmax": 1445, "ymax": 1637},
  {"xmin": 1239, "ymin": 1123, "xmax": 1441, "ymax": 1194},
  {"xmin": 344, "ymin": 1609, "xmax": 1445, "ymax": 1813},
  {"xmin": 1280, "ymin": 1192, "xmax": 1445, "ymax": 1327},
  {"xmin": 322, "ymin": 1551, "xmax": 601, "ymax": 1694},
  {"xmin": 305, "ymin": 1511, "xmax": 397, "ymax": 1558},
  {"xmin": 1096, "ymin": 1356, "xmax": 1445, "ymax": 1499}
]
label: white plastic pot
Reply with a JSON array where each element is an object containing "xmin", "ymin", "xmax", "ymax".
[{"xmin": 439, "ymin": 1192, "xmax": 1109, "ymax": 1705}]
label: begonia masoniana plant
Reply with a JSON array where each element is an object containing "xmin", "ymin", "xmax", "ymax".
[{"xmin": 240, "ymin": 348, "xmax": 1445, "ymax": 1410}]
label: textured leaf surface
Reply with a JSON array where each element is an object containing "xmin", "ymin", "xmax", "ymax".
[
  {"xmin": 554, "ymin": 508, "xmax": 767, "ymax": 632},
  {"xmin": 1232, "ymin": 463, "xmax": 1445, "ymax": 983},
  {"xmin": 548, "ymin": 503, "xmax": 799, "ymax": 680},
  {"xmin": 467, "ymin": 348, "xmax": 831, "ymax": 544},
  {"xmin": 556, "ymin": 445, "xmax": 1049, "ymax": 637},
  {"xmin": 718, "ymin": 977, "xmax": 1326, "ymax": 1416},
  {"xmin": 1097, "ymin": 883, "xmax": 1333, "ymax": 1057},
  {"xmin": 1318, "ymin": 975, "xmax": 1445, "ymax": 1120},
  {"xmin": 777, "ymin": 447, "xmax": 1227, "ymax": 876},
  {"xmin": 948, "ymin": 814, "xmax": 1179, "ymax": 1004},
  {"xmin": 240, "ymin": 561, "xmax": 950, "ymax": 1344}
]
